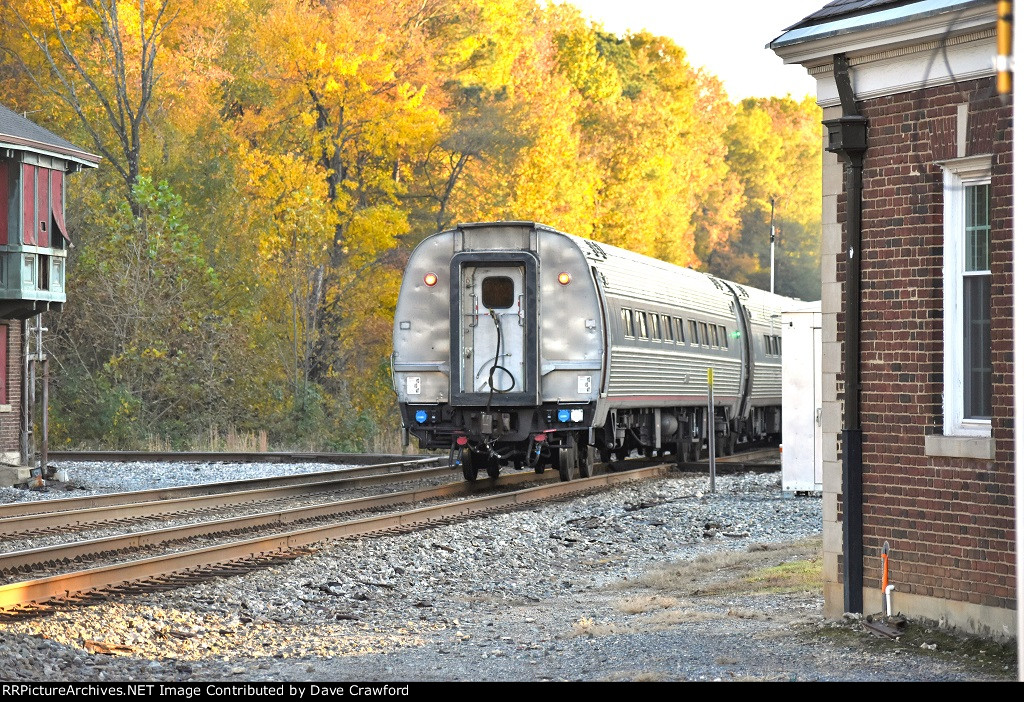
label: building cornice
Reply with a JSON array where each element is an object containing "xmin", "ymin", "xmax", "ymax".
[{"xmin": 808, "ymin": 27, "xmax": 995, "ymax": 108}]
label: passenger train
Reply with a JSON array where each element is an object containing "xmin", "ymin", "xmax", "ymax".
[{"xmin": 391, "ymin": 221, "xmax": 797, "ymax": 481}]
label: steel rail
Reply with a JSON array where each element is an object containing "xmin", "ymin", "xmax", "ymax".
[
  {"xmin": 47, "ymin": 450, "xmax": 434, "ymax": 464},
  {"xmin": 0, "ymin": 471, "xmax": 550, "ymax": 574},
  {"xmin": 1, "ymin": 456, "xmax": 443, "ymax": 519},
  {"xmin": 0, "ymin": 462, "xmax": 456, "ymax": 538},
  {"xmin": 0, "ymin": 464, "xmax": 670, "ymax": 612}
]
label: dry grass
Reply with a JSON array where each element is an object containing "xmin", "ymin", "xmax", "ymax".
[
  {"xmin": 613, "ymin": 595, "xmax": 679, "ymax": 614},
  {"xmin": 200, "ymin": 426, "xmax": 269, "ymax": 452},
  {"xmin": 618, "ymin": 536, "xmax": 823, "ymax": 597},
  {"xmin": 566, "ymin": 607, "xmax": 732, "ymax": 639},
  {"xmin": 565, "ymin": 537, "xmax": 824, "ymax": 643},
  {"xmin": 141, "ymin": 426, "xmax": 270, "ymax": 452}
]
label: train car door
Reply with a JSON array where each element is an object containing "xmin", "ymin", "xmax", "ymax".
[
  {"xmin": 461, "ymin": 265, "xmax": 526, "ymax": 394},
  {"xmin": 449, "ymin": 251, "xmax": 539, "ymax": 406}
]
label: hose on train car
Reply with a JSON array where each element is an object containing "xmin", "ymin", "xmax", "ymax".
[{"xmin": 485, "ymin": 308, "xmax": 515, "ymax": 410}]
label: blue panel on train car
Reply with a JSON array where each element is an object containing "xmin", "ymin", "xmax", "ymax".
[
  {"xmin": 415, "ymin": 410, "xmax": 428, "ymax": 423},
  {"xmin": 557, "ymin": 409, "xmax": 570, "ymax": 423}
]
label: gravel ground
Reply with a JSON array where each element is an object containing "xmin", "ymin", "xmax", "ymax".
[{"xmin": 0, "ymin": 461, "xmax": 1017, "ymax": 682}]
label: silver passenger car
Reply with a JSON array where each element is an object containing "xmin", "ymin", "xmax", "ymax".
[{"xmin": 392, "ymin": 221, "xmax": 796, "ymax": 481}]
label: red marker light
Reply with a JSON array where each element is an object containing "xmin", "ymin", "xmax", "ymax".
[
  {"xmin": 456, "ymin": 435, "xmax": 468, "ymax": 445},
  {"xmin": 424, "ymin": 272, "xmax": 438, "ymax": 287},
  {"xmin": 557, "ymin": 272, "xmax": 571, "ymax": 285}
]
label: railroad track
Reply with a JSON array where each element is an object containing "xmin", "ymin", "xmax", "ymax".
[
  {"xmin": 0, "ymin": 463, "xmax": 670, "ymax": 618},
  {"xmin": 679, "ymin": 445, "xmax": 782, "ymax": 471},
  {"xmin": 45, "ymin": 450, "xmax": 430, "ymax": 464},
  {"xmin": 0, "ymin": 458, "xmax": 448, "ymax": 537}
]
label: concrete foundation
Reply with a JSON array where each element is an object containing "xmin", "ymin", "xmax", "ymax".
[{"xmin": 0, "ymin": 464, "xmax": 31, "ymax": 488}]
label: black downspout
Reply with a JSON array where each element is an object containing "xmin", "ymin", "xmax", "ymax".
[{"xmin": 823, "ymin": 53, "xmax": 867, "ymax": 615}]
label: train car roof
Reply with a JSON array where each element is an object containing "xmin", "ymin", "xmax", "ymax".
[{"xmin": 443, "ymin": 221, "xmax": 804, "ymax": 311}]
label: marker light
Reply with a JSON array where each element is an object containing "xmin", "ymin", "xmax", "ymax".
[
  {"xmin": 424, "ymin": 272, "xmax": 438, "ymax": 287},
  {"xmin": 557, "ymin": 272, "xmax": 571, "ymax": 285},
  {"xmin": 557, "ymin": 409, "xmax": 571, "ymax": 423},
  {"xmin": 415, "ymin": 410, "xmax": 428, "ymax": 423},
  {"xmin": 456, "ymin": 435, "xmax": 469, "ymax": 445}
]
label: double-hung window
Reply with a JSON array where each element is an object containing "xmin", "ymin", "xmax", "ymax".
[{"xmin": 940, "ymin": 155, "xmax": 992, "ymax": 437}]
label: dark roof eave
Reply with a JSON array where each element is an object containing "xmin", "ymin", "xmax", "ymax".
[
  {"xmin": 769, "ymin": 0, "xmax": 987, "ymax": 51},
  {"xmin": 0, "ymin": 134, "xmax": 101, "ymax": 168}
]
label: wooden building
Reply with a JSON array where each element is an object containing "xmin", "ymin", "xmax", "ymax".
[
  {"xmin": 771, "ymin": 0, "xmax": 1015, "ymax": 639},
  {"xmin": 0, "ymin": 103, "xmax": 99, "ymax": 485}
]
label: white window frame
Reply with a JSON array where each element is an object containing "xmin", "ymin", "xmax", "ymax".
[{"xmin": 939, "ymin": 154, "xmax": 992, "ymax": 438}]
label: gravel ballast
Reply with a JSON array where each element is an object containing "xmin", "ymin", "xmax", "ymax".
[{"xmin": 0, "ymin": 461, "xmax": 1016, "ymax": 682}]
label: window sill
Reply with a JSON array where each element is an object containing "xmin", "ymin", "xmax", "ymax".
[{"xmin": 924, "ymin": 434, "xmax": 995, "ymax": 460}]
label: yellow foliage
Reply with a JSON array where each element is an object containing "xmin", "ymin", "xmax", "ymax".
[{"xmin": 0, "ymin": 0, "xmax": 826, "ymax": 445}]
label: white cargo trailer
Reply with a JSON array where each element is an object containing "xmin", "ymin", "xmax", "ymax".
[{"xmin": 781, "ymin": 301, "xmax": 822, "ymax": 495}]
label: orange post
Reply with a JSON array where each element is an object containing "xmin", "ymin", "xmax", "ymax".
[
  {"xmin": 881, "ymin": 541, "xmax": 890, "ymax": 591},
  {"xmin": 997, "ymin": 0, "xmax": 1013, "ymax": 98}
]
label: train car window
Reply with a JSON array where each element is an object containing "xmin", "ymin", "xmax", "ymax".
[
  {"xmin": 650, "ymin": 313, "xmax": 661, "ymax": 340},
  {"xmin": 699, "ymin": 322, "xmax": 710, "ymax": 346},
  {"xmin": 661, "ymin": 315, "xmax": 672, "ymax": 341},
  {"xmin": 719, "ymin": 325, "xmax": 729, "ymax": 349},
  {"xmin": 482, "ymin": 276, "xmax": 515, "ymax": 309},
  {"xmin": 764, "ymin": 334, "xmax": 771, "ymax": 353},
  {"xmin": 710, "ymin": 325, "xmax": 720, "ymax": 347},
  {"xmin": 636, "ymin": 311, "xmax": 649, "ymax": 339},
  {"xmin": 689, "ymin": 320, "xmax": 698, "ymax": 345},
  {"xmin": 622, "ymin": 308, "xmax": 634, "ymax": 337},
  {"xmin": 674, "ymin": 318, "xmax": 685, "ymax": 344},
  {"xmin": 776, "ymin": 335, "xmax": 782, "ymax": 354}
]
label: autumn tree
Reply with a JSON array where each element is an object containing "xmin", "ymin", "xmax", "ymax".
[
  {"xmin": 0, "ymin": 0, "xmax": 826, "ymax": 450},
  {"xmin": 1, "ymin": 0, "xmax": 175, "ymax": 212},
  {"xmin": 717, "ymin": 96, "xmax": 823, "ymax": 300}
]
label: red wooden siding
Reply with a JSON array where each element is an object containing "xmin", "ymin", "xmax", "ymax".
[
  {"xmin": 50, "ymin": 170, "xmax": 68, "ymax": 243},
  {"xmin": 21, "ymin": 164, "xmax": 34, "ymax": 246},
  {"xmin": 36, "ymin": 166, "xmax": 49, "ymax": 248}
]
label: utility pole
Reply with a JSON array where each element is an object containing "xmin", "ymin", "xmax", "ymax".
[{"xmin": 769, "ymin": 197, "xmax": 776, "ymax": 294}]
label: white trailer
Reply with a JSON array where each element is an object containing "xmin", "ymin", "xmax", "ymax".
[{"xmin": 781, "ymin": 301, "xmax": 822, "ymax": 495}]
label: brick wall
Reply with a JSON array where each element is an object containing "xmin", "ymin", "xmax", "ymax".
[
  {"xmin": 1, "ymin": 319, "xmax": 22, "ymax": 457},
  {"xmin": 836, "ymin": 78, "xmax": 1015, "ymax": 611}
]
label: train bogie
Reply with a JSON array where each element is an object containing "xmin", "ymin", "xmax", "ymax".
[{"xmin": 392, "ymin": 221, "xmax": 797, "ymax": 480}]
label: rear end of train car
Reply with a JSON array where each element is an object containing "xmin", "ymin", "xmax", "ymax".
[{"xmin": 391, "ymin": 222, "xmax": 604, "ymax": 481}]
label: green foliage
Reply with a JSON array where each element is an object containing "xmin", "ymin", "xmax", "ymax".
[{"xmin": 712, "ymin": 96, "xmax": 823, "ymax": 300}]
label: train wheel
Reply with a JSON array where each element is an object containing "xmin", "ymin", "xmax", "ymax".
[
  {"xmin": 674, "ymin": 439, "xmax": 687, "ymax": 467},
  {"xmin": 577, "ymin": 442, "xmax": 595, "ymax": 478},
  {"xmin": 462, "ymin": 450, "xmax": 481, "ymax": 482},
  {"xmin": 558, "ymin": 442, "xmax": 578, "ymax": 482},
  {"xmin": 723, "ymin": 433, "xmax": 737, "ymax": 456},
  {"xmin": 687, "ymin": 441, "xmax": 701, "ymax": 463},
  {"xmin": 486, "ymin": 461, "xmax": 500, "ymax": 479}
]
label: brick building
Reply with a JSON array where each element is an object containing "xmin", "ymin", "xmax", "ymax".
[
  {"xmin": 0, "ymin": 103, "xmax": 99, "ymax": 485},
  {"xmin": 772, "ymin": 0, "xmax": 1016, "ymax": 639}
]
